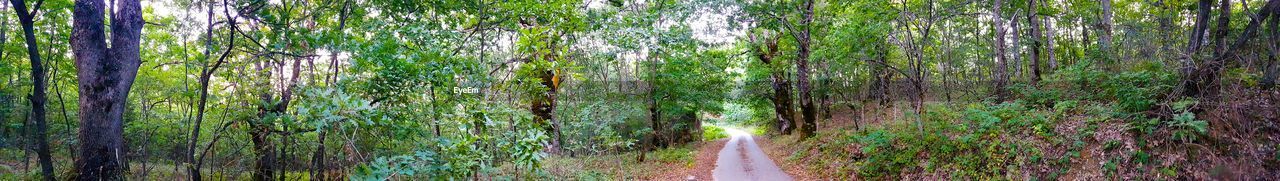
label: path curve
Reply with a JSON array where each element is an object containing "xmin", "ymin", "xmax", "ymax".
[{"xmin": 711, "ymin": 128, "xmax": 793, "ymax": 181}]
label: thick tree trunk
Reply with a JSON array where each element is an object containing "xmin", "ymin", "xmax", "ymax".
[
  {"xmin": 771, "ymin": 72, "xmax": 795, "ymax": 135},
  {"xmin": 71, "ymin": 0, "xmax": 144, "ymax": 179},
  {"xmin": 993, "ymin": 0, "xmax": 1010, "ymax": 101},
  {"xmin": 250, "ymin": 61, "xmax": 275, "ymax": 181},
  {"xmin": 10, "ymin": 0, "xmax": 55, "ymax": 179},
  {"xmin": 795, "ymin": 0, "xmax": 817, "ymax": 139},
  {"xmin": 251, "ymin": 58, "xmax": 301, "ymax": 181},
  {"xmin": 250, "ymin": 127, "xmax": 276, "ymax": 181},
  {"xmin": 748, "ymin": 34, "xmax": 794, "ymax": 135},
  {"xmin": 532, "ymin": 68, "xmax": 561, "ymax": 152}
]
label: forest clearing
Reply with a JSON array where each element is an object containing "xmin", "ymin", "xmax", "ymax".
[{"xmin": 1, "ymin": 0, "xmax": 1279, "ymax": 180}]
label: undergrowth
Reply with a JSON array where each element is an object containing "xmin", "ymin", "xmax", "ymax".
[{"xmin": 778, "ymin": 61, "xmax": 1241, "ymax": 179}]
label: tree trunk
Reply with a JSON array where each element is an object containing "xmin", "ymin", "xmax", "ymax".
[
  {"xmin": 771, "ymin": 72, "xmax": 795, "ymax": 135},
  {"xmin": 795, "ymin": 0, "xmax": 817, "ymax": 139},
  {"xmin": 10, "ymin": 0, "xmax": 55, "ymax": 179},
  {"xmin": 648, "ymin": 77, "xmax": 664, "ymax": 148},
  {"xmin": 1188, "ymin": 0, "xmax": 1280, "ymax": 98},
  {"xmin": 1011, "ymin": 13, "xmax": 1023, "ymax": 79},
  {"xmin": 748, "ymin": 34, "xmax": 794, "ymax": 135},
  {"xmin": 250, "ymin": 125, "xmax": 276, "ymax": 181},
  {"xmin": 1264, "ymin": 14, "xmax": 1280, "ymax": 89},
  {"xmin": 1214, "ymin": 0, "xmax": 1233, "ymax": 58},
  {"xmin": 993, "ymin": 0, "xmax": 1010, "ymax": 101},
  {"xmin": 1099, "ymin": 0, "xmax": 1115, "ymax": 52},
  {"xmin": 1029, "ymin": 0, "xmax": 1043, "ymax": 84},
  {"xmin": 532, "ymin": 68, "xmax": 561, "ymax": 153},
  {"xmin": 1045, "ymin": 0, "xmax": 1058, "ymax": 70},
  {"xmin": 186, "ymin": 1, "xmax": 234, "ymax": 179},
  {"xmin": 71, "ymin": 0, "xmax": 144, "ymax": 179},
  {"xmin": 1183, "ymin": 0, "xmax": 1214, "ymax": 95},
  {"xmin": 310, "ymin": 129, "xmax": 327, "ymax": 181}
]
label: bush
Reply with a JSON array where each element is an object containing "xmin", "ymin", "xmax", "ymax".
[
  {"xmin": 832, "ymin": 103, "xmax": 1056, "ymax": 179},
  {"xmin": 702, "ymin": 125, "xmax": 728, "ymax": 141}
]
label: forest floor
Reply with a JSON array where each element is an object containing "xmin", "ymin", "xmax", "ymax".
[{"xmin": 536, "ymin": 139, "xmax": 722, "ymax": 180}]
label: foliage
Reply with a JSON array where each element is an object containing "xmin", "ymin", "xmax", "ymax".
[
  {"xmin": 2, "ymin": 0, "xmax": 1277, "ymax": 179},
  {"xmin": 702, "ymin": 125, "xmax": 728, "ymax": 141}
]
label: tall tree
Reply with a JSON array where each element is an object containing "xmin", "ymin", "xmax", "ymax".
[
  {"xmin": 786, "ymin": 0, "xmax": 817, "ymax": 138},
  {"xmin": 71, "ymin": 0, "xmax": 145, "ymax": 179},
  {"xmin": 1266, "ymin": 5, "xmax": 1280, "ymax": 89},
  {"xmin": 1213, "ymin": 0, "xmax": 1232, "ymax": 57},
  {"xmin": 1099, "ymin": 0, "xmax": 1114, "ymax": 52},
  {"xmin": 1028, "ymin": 0, "xmax": 1044, "ymax": 84},
  {"xmin": 9, "ymin": 0, "xmax": 55, "ymax": 179},
  {"xmin": 748, "ymin": 32, "xmax": 795, "ymax": 135},
  {"xmin": 1183, "ymin": 0, "xmax": 1213, "ymax": 93},
  {"xmin": 185, "ymin": 0, "xmax": 234, "ymax": 179},
  {"xmin": 1044, "ymin": 0, "xmax": 1058, "ymax": 70},
  {"xmin": 993, "ymin": 0, "xmax": 1010, "ymax": 101}
]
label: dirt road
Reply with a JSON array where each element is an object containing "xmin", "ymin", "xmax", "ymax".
[{"xmin": 711, "ymin": 128, "xmax": 794, "ymax": 181}]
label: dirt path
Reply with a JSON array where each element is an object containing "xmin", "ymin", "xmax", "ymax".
[{"xmin": 711, "ymin": 128, "xmax": 793, "ymax": 181}]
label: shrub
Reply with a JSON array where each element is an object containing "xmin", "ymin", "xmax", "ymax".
[
  {"xmin": 1100, "ymin": 64, "xmax": 1175, "ymax": 113},
  {"xmin": 1168, "ymin": 111, "xmax": 1208, "ymax": 142},
  {"xmin": 702, "ymin": 125, "xmax": 728, "ymax": 141}
]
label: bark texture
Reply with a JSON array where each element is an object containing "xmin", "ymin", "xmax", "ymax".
[
  {"xmin": 794, "ymin": 0, "xmax": 817, "ymax": 138},
  {"xmin": 71, "ymin": 0, "xmax": 144, "ymax": 179}
]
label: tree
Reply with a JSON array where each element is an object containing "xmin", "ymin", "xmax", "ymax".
[
  {"xmin": 993, "ymin": 0, "xmax": 1010, "ymax": 101},
  {"xmin": 774, "ymin": 0, "xmax": 818, "ymax": 138},
  {"xmin": 1099, "ymin": 0, "xmax": 1114, "ymax": 52},
  {"xmin": 184, "ymin": 0, "xmax": 234, "ymax": 179},
  {"xmin": 1028, "ymin": 0, "xmax": 1044, "ymax": 84},
  {"xmin": 747, "ymin": 31, "xmax": 795, "ymax": 135},
  {"xmin": 70, "ymin": 0, "xmax": 144, "ymax": 179},
  {"xmin": 9, "ymin": 0, "xmax": 55, "ymax": 179},
  {"xmin": 1044, "ymin": 0, "xmax": 1058, "ymax": 70},
  {"xmin": 1186, "ymin": 0, "xmax": 1280, "ymax": 98},
  {"xmin": 1213, "ymin": 0, "xmax": 1232, "ymax": 58},
  {"xmin": 1183, "ymin": 0, "xmax": 1213, "ymax": 93}
]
